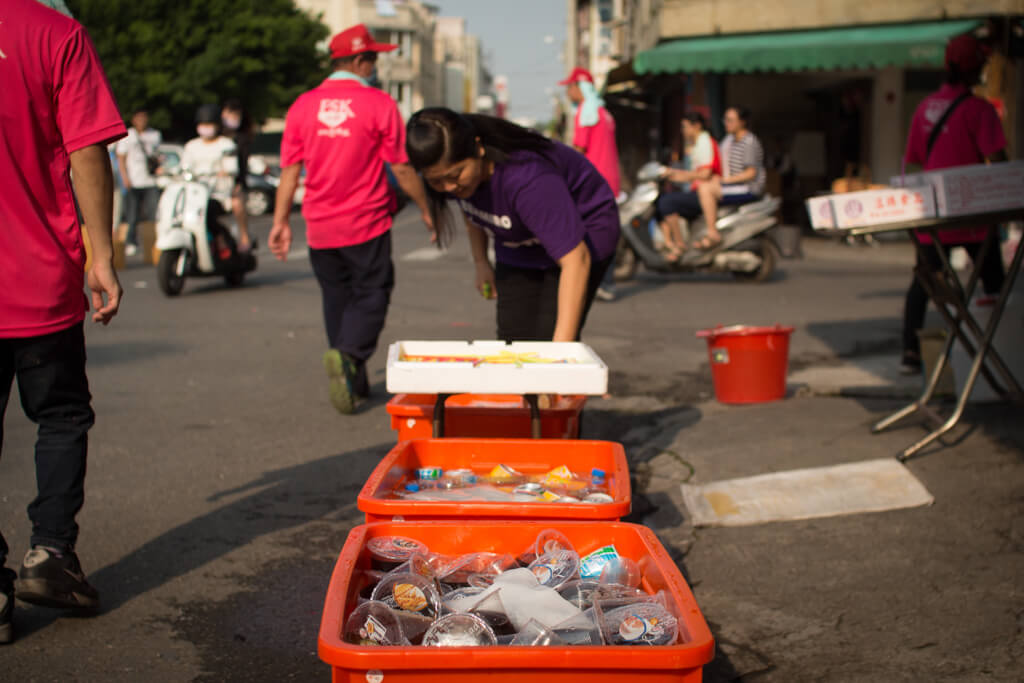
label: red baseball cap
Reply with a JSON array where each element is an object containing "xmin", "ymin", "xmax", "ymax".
[
  {"xmin": 559, "ymin": 67, "xmax": 594, "ymax": 85},
  {"xmin": 945, "ymin": 34, "xmax": 989, "ymax": 72},
  {"xmin": 329, "ymin": 24, "xmax": 398, "ymax": 59}
]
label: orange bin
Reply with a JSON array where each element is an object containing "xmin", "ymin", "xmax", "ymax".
[
  {"xmin": 386, "ymin": 393, "xmax": 586, "ymax": 440},
  {"xmin": 357, "ymin": 438, "xmax": 630, "ymax": 522},
  {"xmin": 318, "ymin": 520, "xmax": 715, "ymax": 682}
]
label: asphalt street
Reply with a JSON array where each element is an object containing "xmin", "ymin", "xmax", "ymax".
[{"xmin": 1, "ymin": 208, "xmax": 1021, "ymax": 681}]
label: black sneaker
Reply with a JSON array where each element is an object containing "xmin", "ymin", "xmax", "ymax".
[
  {"xmin": 15, "ymin": 547, "xmax": 99, "ymax": 609},
  {"xmin": 900, "ymin": 350, "xmax": 923, "ymax": 376},
  {"xmin": 1, "ymin": 568, "xmax": 15, "ymax": 644},
  {"xmin": 323, "ymin": 349, "xmax": 359, "ymax": 414}
]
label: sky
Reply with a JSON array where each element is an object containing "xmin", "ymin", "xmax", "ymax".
[{"xmin": 431, "ymin": 0, "xmax": 569, "ymax": 123}]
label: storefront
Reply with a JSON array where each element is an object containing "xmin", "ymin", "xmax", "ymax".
[{"xmin": 617, "ymin": 18, "xmax": 1021, "ymax": 228}]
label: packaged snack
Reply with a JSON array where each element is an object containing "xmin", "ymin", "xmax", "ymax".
[
  {"xmin": 601, "ymin": 603, "xmax": 678, "ymax": 646},
  {"xmin": 579, "ymin": 545, "xmax": 619, "ymax": 579}
]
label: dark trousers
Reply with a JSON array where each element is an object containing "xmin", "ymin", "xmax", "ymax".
[
  {"xmin": 495, "ymin": 254, "xmax": 612, "ymax": 341},
  {"xmin": 902, "ymin": 238, "xmax": 1006, "ymax": 355},
  {"xmin": 308, "ymin": 231, "xmax": 395, "ymax": 383},
  {"xmin": 655, "ymin": 190, "xmax": 701, "ymax": 221},
  {"xmin": 0, "ymin": 323, "xmax": 94, "ymax": 568},
  {"xmin": 123, "ymin": 186, "xmax": 159, "ymax": 246}
]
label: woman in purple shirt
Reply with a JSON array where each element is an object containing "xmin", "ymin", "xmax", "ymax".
[{"xmin": 406, "ymin": 108, "xmax": 620, "ymax": 342}]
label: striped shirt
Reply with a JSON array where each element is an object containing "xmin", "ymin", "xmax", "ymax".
[{"xmin": 720, "ymin": 132, "xmax": 765, "ymax": 196}]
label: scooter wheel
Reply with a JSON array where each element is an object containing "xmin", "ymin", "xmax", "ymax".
[
  {"xmin": 157, "ymin": 249, "xmax": 186, "ymax": 296},
  {"xmin": 612, "ymin": 237, "xmax": 638, "ymax": 282},
  {"xmin": 733, "ymin": 237, "xmax": 779, "ymax": 283}
]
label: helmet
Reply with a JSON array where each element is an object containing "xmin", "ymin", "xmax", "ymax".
[{"xmin": 195, "ymin": 104, "xmax": 221, "ymax": 124}]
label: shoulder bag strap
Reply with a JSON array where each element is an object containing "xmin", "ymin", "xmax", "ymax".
[{"xmin": 925, "ymin": 91, "xmax": 971, "ymax": 162}]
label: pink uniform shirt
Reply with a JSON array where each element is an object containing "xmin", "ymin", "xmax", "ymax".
[
  {"xmin": 0, "ymin": 0, "xmax": 126, "ymax": 338},
  {"xmin": 280, "ymin": 78, "xmax": 409, "ymax": 249},
  {"xmin": 573, "ymin": 106, "xmax": 621, "ymax": 197},
  {"xmin": 904, "ymin": 83, "xmax": 1007, "ymax": 244}
]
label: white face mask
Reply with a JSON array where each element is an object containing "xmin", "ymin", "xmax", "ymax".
[
  {"xmin": 222, "ymin": 114, "xmax": 241, "ymax": 131},
  {"xmin": 197, "ymin": 124, "xmax": 218, "ymax": 139}
]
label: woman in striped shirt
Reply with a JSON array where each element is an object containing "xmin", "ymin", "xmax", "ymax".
[{"xmin": 693, "ymin": 106, "xmax": 766, "ymax": 250}]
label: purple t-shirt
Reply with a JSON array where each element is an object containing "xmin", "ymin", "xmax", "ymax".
[{"xmin": 457, "ymin": 143, "xmax": 620, "ymax": 269}]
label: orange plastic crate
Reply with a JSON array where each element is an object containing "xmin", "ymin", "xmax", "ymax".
[
  {"xmin": 386, "ymin": 393, "xmax": 586, "ymax": 440},
  {"xmin": 358, "ymin": 438, "xmax": 630, "ymax": 522},
  {"xmin": 318, "ymin": 520, "xmax": 715, "ymax": 682}
]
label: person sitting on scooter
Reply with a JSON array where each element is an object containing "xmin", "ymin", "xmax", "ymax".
[
  {"xmin": 182, "ymin": 104, "xmax": 238, "ymax": 259},
  {"xmin": 653, "ymin": 112, "xmax": 721, "ymax": 261},
  {"xmin": 691, "ymin": 106, "xmax": 766, "ymax": 250},
  {"xmin": 406, "ymin": 108, "xmax": 619, "ymax": 342}
]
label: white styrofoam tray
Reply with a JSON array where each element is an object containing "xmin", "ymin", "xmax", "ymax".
[{"xmin": 385, "ymin": 340, "xmax": 608, "ymax": 395}]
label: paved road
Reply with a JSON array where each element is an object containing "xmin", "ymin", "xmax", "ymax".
[{"xmin": 2, "ymin": 209, "xmax": 1021, "ymax": 681}]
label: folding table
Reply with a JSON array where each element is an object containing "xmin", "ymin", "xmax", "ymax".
[{"xmin": 844, "ymin": 208, "xmax": 1024, "ymax": 460}]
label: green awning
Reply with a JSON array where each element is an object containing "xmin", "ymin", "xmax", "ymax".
[{"xmin": 634, "ymin": 20, "xmax": 981, "ymax": 74}]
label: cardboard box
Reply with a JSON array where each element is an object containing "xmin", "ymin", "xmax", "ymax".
[
  {"xmin": 890, "ymin": 161, "xmax": 1024, "ymax": 217},
  {"xmin": 832, "ymin": 187, "xmax": 936, "ymax": 229},
  {"xmin": 805, "ymin": 195, "xmax": 837, "ymax": 230}
]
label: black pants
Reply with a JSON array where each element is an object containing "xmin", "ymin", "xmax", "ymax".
[
  {"xmin": 0, "ymin": 323, "xmax": 94, "ymax": 568},
  {"xmin": 308, "ymin": 231, "xmax": 395, "ymax": 377},
  {"xmin": 123, "ymin": 186, "xmax": 159, "ymax": 246},
  {"xmin": 495, "ymin": 254, "xmax": 612, "ymax": 341},
  {"xmin": 902, "ymin": 238, "xmax": 1006, "ymax": 355}
]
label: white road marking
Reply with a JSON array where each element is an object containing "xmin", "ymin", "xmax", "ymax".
[{"xmin": 401, "ymin": 247, "xmax": 446, "ymax": 261}]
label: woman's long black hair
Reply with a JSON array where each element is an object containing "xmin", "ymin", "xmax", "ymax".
[{"xmin": 406, "ymin": 107, "xmax": 554, "ymax": 246}]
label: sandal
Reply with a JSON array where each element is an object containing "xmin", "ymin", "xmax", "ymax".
[
  {"xmin": 691, "ymin": 234, "xmax": 723, "ymax": 251},
  {"xmin": 665, "ymin": 245, "xmax": 686, "ymax": 262}
]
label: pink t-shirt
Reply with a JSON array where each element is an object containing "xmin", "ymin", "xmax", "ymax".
[
  {"xmin": 280, "ymin": 78, "xmax": 409, "ymax": 249},
  {"xmin": 573, "ymin": 106, "xmax": 621, "ymax": 197},
  {"xmin": 0, "ymin": 0, "xmax": 127, "ymax": 338},
  {"xmin": 904, "ymin": 83, "xmax": 1006, "ymax": 244}
]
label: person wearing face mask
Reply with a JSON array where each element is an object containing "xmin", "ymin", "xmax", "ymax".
[
  {"xmin": 268, "ymin": 24, "xmax": 433, "ymax": 415},
  {"xmin": 221, "ymin": 99, "xmax": 254, "ymax": 252},
  {"xmin": 181, "ymin": 104, "xmax": 237, "ymax": 180}
]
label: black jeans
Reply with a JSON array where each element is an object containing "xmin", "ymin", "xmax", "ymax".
[
  {"xmin": 494, "ymin": 254, "xmax": 612, "ymax": 341},
  {"xmin": 308, "ymin": 230, "xmax": 395, "ymax": 367},
  {"xmin": 902, "ymin": 238, "xmax": 1006, "ymax": 355},
  {"xmin": 123, "ymin": 186, "xmax": 159, "ymax": 246},
  {"xmin": 0, "ymin": 323, "xmax": 94, "ymax": 568}
]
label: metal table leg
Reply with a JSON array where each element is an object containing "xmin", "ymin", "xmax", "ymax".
[{"xmin": 873, "ymin": 227, "xmax": 1024, "ymax": 459}]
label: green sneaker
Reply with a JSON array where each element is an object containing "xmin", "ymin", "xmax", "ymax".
[{"xmin": 323, "ymin": 349, "xmax": 358, "ymax": 415}]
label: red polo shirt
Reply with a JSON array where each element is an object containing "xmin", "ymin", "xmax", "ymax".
[
  {"xmin": 904, "ymin": 83, "xmax": 1006, "ymax": 244},
  {"xmin": 0, "ymin": 0, "xmax": 127, "ymax": 338},
  {"xmin": 280, "ymin": 77, "xmax": 408, "ymax": 249}
]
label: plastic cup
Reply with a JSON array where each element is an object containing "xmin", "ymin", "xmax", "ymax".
[
  {"xmin": 528, "ymin": 549, "xmax": 580, "ymax": 589},
  {"xmin": 343, "ymin": 601, "xmax": 409, "ymax": 646},
  {"xmin": 422, "ymin": 613, "xmax": 498, "ymax": 647},
  {"xmin": 601, "ymin": 603, "xmax": 679, "ymax": 646}
]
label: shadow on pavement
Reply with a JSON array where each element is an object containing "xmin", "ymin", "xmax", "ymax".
[
  {"xmin": 12, "ymin": 444, "xmax": 391, "ymax": 640},
  {"xmin": 85, "ymin": 339, "xmax": 186, "ymax": 366}
]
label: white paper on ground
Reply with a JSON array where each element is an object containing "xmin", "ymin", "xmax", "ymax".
[{"xmin": 681, "ymin": 458, "xmax": 934, "ymax": 527}]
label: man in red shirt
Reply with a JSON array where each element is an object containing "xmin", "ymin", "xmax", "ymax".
[
  {"xmin": 900, "ymin": 33, "xmax": 1008, "ymax": 373},
  {"xmin": 0, "ymin": 0, "xmax": 126, "ymax": 640},
  {"xmin": 269, "ymin": 24, "xmax": 433, "ymax": 414}
]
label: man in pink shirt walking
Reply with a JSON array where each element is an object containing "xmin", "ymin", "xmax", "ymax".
[
  {"xmin": 1, "ymin": 0, "xmax": 126, "ymax": 641},
  {"xmin": 900, "ymin": 33, "xmax": 1008, "ymax": 373},
  {"xmin": 562, "ymin": 67, "xmax": 621, "ymax": 301},
  {"xmin": 269, "ymin": 24, "xmax": 433, "ymax": 414}
]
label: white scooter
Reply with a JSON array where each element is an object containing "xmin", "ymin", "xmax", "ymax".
[
  {"xmin": 154, "ymin": 170, "xmax": 257, "ymax": 296},
  {"xmin": 614, "ymin": 161, "xmax": 781, "ymax": 282}
]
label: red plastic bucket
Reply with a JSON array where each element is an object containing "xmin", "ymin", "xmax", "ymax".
[{"xmin": 696, "ymin": 325, "xmax": 794, "ymax": 404}]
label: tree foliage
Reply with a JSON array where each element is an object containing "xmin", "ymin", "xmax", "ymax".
[{"xmin": 66, "ymin": 0, "xmax": 330, "ymax": 139}]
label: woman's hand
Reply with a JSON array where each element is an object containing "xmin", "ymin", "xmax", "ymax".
[
  {"xmin": 268, "ymin": 220, "xmax": 292, "ymax": 261},
  {"xmin": 474, "ymin": 260, "xmax": 496, "ymax": 299}
]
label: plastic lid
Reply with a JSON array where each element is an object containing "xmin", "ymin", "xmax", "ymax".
[
  {"xmin": 528, "ymin": 549, "xmax": 580, "ymax": 589},
  {"xmin": 367, "ymin": 535, "xmax": 429, "ymax": 562},
  {"xmin": 405, "ymin": 483, "xmax": 420, "ymax": 492},
  {"xmin": 591, "ymin": 468, "xmax": 606, "ymax": 479},
  {"xmin": 343, "ymin": 601, "xmax": 408, "ymax": 646}
]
